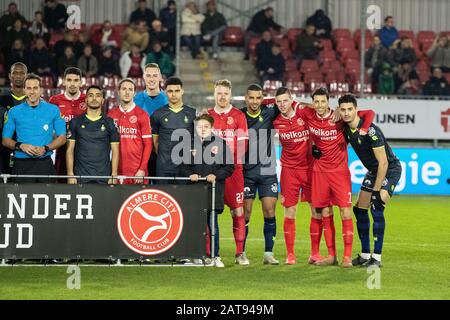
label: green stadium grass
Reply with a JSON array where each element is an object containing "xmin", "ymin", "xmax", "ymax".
[{"xmin": 0, "ymin": 195, "xmax": 449, "ymax": 300}]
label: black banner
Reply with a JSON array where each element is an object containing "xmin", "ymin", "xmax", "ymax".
[{"xmin": 0, "ymin": 183, "xmax": 209, "ymax": 259}]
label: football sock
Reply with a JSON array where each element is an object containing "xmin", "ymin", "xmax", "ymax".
[
  {"xmin": 310, "ymin": 217, "xmax": 323, "ymax": 257},
  {"xmin": 232, "ymin": 215, "xmax": 246, "ymax": 256},
  {"xmin": 353, "ymin": 206, "xmax": 371, "ymax": 254},
  {"xmin": 263, "ymin": 217, "xmax": 276, "ymax": 252},
  {"xmin": 283, "ymin": 217, "xmax": 296, "ymax": 256},
  {"xmin": 342, "ymin": 218, "xmax": 354, "ymax": 258},
  {"xmin": 372, "ymin": 253, "xmax": 382, "ymax": 262},
  {"xmin": 243, "ymin": 219, "xmax": 250, "ymax": 252},
  {"xmin": 322, "ymin": 215, "xmax": 336, "ymax": 256},
  {"xmin": 371, "ymin": 208, "xmax": 386, "ymax": 255}
]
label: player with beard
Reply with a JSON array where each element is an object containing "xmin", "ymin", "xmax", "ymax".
[
  {"xmin": 49, "ymin": 67, "xmax": 86, "ymax": 177},
  {"xmin": 66, "ymin": 85, "xmax": 120, "ymax": 184},
  {"xmin": 241, "ymin": 84, "xmax": 280, "ymax": 265},
  {"xmin": 0, "ymin": 62, "xmax": 28, "ymax": 173}
]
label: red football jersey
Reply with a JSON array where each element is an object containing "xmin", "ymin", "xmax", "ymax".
[
  {"xmin": 208, "ymin": 106, "xmax": 249, "ymax": 167},
  {"xmin": 297, "ymin": 107, "xmax": 374, "ymax": 173},
  {"xmin": 273, "ymin": 101, "xmax": 312, "ymax": 169},
  {"xmin": 108, "ymin": 104, "xmax": 152, "ymax": 175},
  {"xmin": 49, "ymin": 92, "xmax": 86, "ymax": 176},
  {"xmin": 49, "ymin": 92, "xmax": 87, "ymax": 123}
]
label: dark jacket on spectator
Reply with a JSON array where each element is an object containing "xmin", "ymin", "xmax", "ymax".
[
  {"xmin": 129, "ymin": 8, "xmax": 156, "ymax": 30},
  {"xmin": 29, "ymin": 47, "xmax": 54, "ymax": 74},
  {"xmin": 259, "ymin": 51, "xmax": 285, "ymax": 78},
  {"xmin": 44, "ymin": 3, "xmax": 68, "ymax": 31},
  {"xmin": 247, "ymin": 9, "xmax": 282, "ymax": 34},
  {"xmin": 5, "ymin": 27, "xmax": 32, "ymax": 49},
  {"xmin": 0, "ymin": 12, "xmax": 26, "ymax": 34},
  {"xmin": 255, "ymin": 39, "xmax": 273, "ymax": 69},
  {"xmin": 57, "ymin": 55, "xmax": 77, "ymax": 76},
  {"xmin": 295, "ymin": 33, "xmax": 320, "ymax": 57},
  {"xmin": 201, "ymin": 11, "xmax": 227, "ymax": 34},
  {"xmin": 98, "ymin": 55, "xmax": 120, "ymax": 77},
  {"xmin": 7, "ymin": 48, "xmax": 29, "ymax": 70},
  {"xmin": 181, "ymin": 134, "xmax": 234, "ymax": 211},
  {"xmin": 54, "ymin": 39, "xmax": 84, "ymax": 60},
  {"xmin": 423, "ymin": 76, "xmax": 450, "ymax": 96},
  {"xmin": 78, "ymin": 55, "xmax": 98, "ymax": 76},
  {"xmin": 392, "ymin": 47, "xmax": 416, "ymax": 66},
  {"xmin": 306, "ymin": 9, "xmax": 332, "ymax": 39}
]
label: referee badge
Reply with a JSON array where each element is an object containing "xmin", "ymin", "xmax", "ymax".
[
  {"xmin": 259, "ymin": 116, "xmax": 263, "ymax": 123},
  {"xmin": 101, "ymin": 124, "xmax": 106, "ymax": 131},
  {"xmin": 184, "ymin": 116, "xmax": 189, "ymax": 123},
  {"xmin": 43, "ymin": 124, "xmax": 49, "ymax": 131},
  {"xmin": 164, "ymin": 118, "xmax": 169, "ymax": 122}
]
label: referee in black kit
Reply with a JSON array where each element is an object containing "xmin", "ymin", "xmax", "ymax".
[
  {"xmin": 2, "ymin": 74, "xmax": 66, "ymax": 183},
  {"xmin": 66, "ymin": 85, "xmax": 120, "ymax": 184}
]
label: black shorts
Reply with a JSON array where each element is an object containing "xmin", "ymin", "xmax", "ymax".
[
  {"xmin": 244, "ymin": 166, "xmax": 278, "ymax": 200},
  {"xmin": 12, "ymin": 157, "xmax": 56, "ymax": 183},
  {"xmin": 360, "ymin": 164, "xmax": 402, "ymax": 197}
]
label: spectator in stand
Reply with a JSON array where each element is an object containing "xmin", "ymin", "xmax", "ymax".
[
  {"xmin": 379, "ymin": 16, "xmax": 399, "ymax": 48},
  {"xmin": 122, "ymin": 20, "xmax": 150, "ymax": 54},
  {"xmin": 201, "ymin": 0, "xmax": 227, "ymax": 60},
  {"xmin": 159, "ymin": 0, "xmax": 177, "ymax": 55},
  {"xmin": 54, "ymin": 31, "xmax": 84, "ymax": 60},
  {"xmin": 57, "ymin": 46, "xmax": 77, "ymax": 77},
  {"xmin": 78, "ymin": 44, "xmax": 98, "ymax": 78},
  {"xmin": 181, "ymin": 2, "xmax": 205, "ymax": 60},
  {"xmin": 120, "ymin": 44, "xmax": 146, "ymax": 79},
  {"xmin": 98, "ymin": 47, "xmax": 120, "ymax": 77},
  {"xmin": 306, "ymin": 9, "xmax": 332, "ymax": 39},
  {"xmin": 394, "ymin": 60, "xmax": 420, "ymax": 95},
  {"xmin": 129, "ymin": 0, "xmax": 156, "ymax": 31},
  {"xmin": 244, "ymin": 7, "xmax": 285, "ymax": 60},
  {"xmin": 146, "ymin": 41, "xmax": 174, "ymax": 79},
  {"xmin": 28, "ymin": 11, "xmax": 49, "ymax": 45},
  {"xmin": 423, "ymin": 67, "xmax": 450, "ymax": 96},
  {"xmin": 44, "ymin": 0, "xmax": 68, "ymax": 32},
  {"xmin": 295, "ymin": 24, "xmax": 323, "ymax": 66},
  {"xmin": 377, "ymin": 63, "xmax": 395, "ymax": 95},
  {"xmin": 365, "ymin": 35, "xmax": 391, "ymax": 84},
  {"xmin": 391, "ymin": 37, "xmax": 416, "ymax": 67},
  {"xmin": 0, "ymin": 2, "xmax": 27, "ymax": 35},
  {"xmin": 7, "ymin": 39, "xmax": 29, "ymax": 70},
  {"xmin": 149, "ymin": 19, "xmax": 170, "ymax": 54},
  {"xmin": 29, "ymin": 37, "xmax": 54, "ymax": 78},
  {"xmin": 5, "ymin": 18, "xmax": 31, "ymax": 50},
  {"xmin": 255, "ymin": 30, "xmax": 273, "ymax": 70},
  {"xmin": 258, "ymin": 43, "xmax": 285, "ymax": 83},
  {"xmin": 427, "ymin": 34, "xmax": 450, "ymax": 73},
  {"xmin": 90, "ymin": 20, "xmax": 121, "ymax": 52}
]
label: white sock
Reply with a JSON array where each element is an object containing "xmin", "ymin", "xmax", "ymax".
[
  {"xmin": 361, "ymin": 253, "xmax": 371, "ymax": 260},
  {"xmin": 372, "ymin": 253, "xmax": 382, "ymax": 262}
]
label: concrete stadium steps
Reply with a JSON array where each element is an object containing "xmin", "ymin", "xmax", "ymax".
[{"xmin": 177, "ymin": 50, "xmax": 258, "ymax": 96}]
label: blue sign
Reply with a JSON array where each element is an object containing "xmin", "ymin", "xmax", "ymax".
[{"xmin": 349, "ymin": 148, "xmax": 450, "ymax": 195}]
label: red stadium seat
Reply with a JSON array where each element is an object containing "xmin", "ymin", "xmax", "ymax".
[
  {"xmin": 287, "ymin": 28, "xmax": 303, "ymax": 50},
  {"xmin": 303, "ymin": 71, "xmax": 323, "ymax": 84},
  {"xmin": 320, "ymin": 39, "xmax": 333, "ymax": 50},
  {"xmin": 356, "ymin": 36, "xmax": 373, "ymax": 50},
  {"xmin": 285, "ymin": 59, "xmax": 297, "ymax": 72},
  {"xmin": 319, "ymin": 49, "xmax": 336, "ymax": 62},
  {"xmin": 325, "ymin": 60, "xmax": 343, "ymax": 73},
  {"xmin": 336, "ymin": 39, "xmax": 355, "ymax": 53},
  {"xmin": 421, "ymin": 39, "xmax": 434, "ymax": 53},
  {"xmin": 333, "ymin": 28, "xmax": 352, "ymax": 39},
  {"xmin": 300, "ymin": 59, "xmax": 319, "ymax": 73},
  {"xmin": 284, "ymin": 70, "xmax": 301, "ymax": 82},
  {"xmin": 276, "ymin": 38, "xmax": 290, "ymax": 51},
  {"xmin": 286, "ymin": 81, "xmax": 305, "ymax": 95},
  {"xmin": 417, "ymin": 31, "xmax": 436, "ymax": 44},
  {"xmin": 353, "ymin": 29, "xmax": 373, "ymax": 42},
  {"xmin": 281, "ymin": 49, "xmax": 292, "ymax": 60},
  {"xmin": 345, "ymin": 59, "xmax": 360, "ymax": 72},
  {"xmin": 416, "ymin": 60, "xmax": 429, "ymax": 71},
  {"xmin": 222, "ymin": 26, "xmax": 244, "ymax": 46},
  {"xmin": 341, "ymin": 50, "xmax": 359, "ymax": 62},
  {"xmin": 89, "ymin": 23, "xmax": 103, "ymax": 34},
  {"xmin": 444, "ymin": 73, "xmax": 450, "ymax": 84},
  {"xmin": 113, "ymin": 24, "xmax": 128, "ymax": 35},
  {"xmin": 324, "ymin": 70, "xmax": 337, "ymax": 83},
  {"xmin": 399, "ymin": 30, "xmax": 415, "ymax": 40}
]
